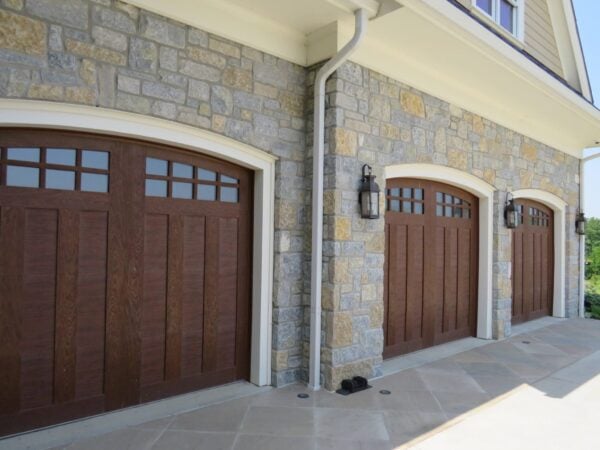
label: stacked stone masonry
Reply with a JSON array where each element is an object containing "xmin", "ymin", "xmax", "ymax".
[{"xmin": 0, "ymin": 0, "xmax": 582, "ymax": 391}]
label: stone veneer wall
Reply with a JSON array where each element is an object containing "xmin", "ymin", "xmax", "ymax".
[
  {"xmin": 0, "ymin": 0, "xmax": 308, "ymax": 386},
  {"xmin": 320, "ymin": 61, "xmax": 582, "ymax": 390},
  {"xmin": 0, "ymin": 0, "xmax": 584, "ymax": 392}
]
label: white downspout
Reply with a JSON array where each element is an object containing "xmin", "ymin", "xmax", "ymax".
[
  {"xmin": 309, "ymin": 8, "xmax": 368, "ymax": 391},
  {"xmin": 579, "ymin": 151, "xmax": 600, "ymax": 318}
]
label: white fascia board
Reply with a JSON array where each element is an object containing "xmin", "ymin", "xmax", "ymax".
[
  {"xmin": 400, "ymin": 0, "xmax": 599, "ymax": 128},
  {"xmin": 124, "ymin": 0, "xmax": 308, "ymax": 65},
  {"xmin": 559, "ymin": 0, "xmax": 593, "ymax": 101},
  {"xmin": 325, "ymin": 0, "xmax": 380, "ymax": 17}
]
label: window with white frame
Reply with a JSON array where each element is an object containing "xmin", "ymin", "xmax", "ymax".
[{"xmin": 475, "ymin": 0, "xmax": 521, "ymax": 36}]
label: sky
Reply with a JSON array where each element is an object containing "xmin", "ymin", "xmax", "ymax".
[{"xmin": 572, "ymin": 0, "xmax": 600, "ymax": 218}]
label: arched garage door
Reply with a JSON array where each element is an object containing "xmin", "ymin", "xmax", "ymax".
[
  {"xmin": 384, "ymin": 179, "xmax": 478, "ymax": 359},
  {"xmin": 512, "ymin": 199, "xmax": 554, "ymax": 324},
  {"xmin": 0, "ymin": 129, "xmax": 252, "ymax": 436}
]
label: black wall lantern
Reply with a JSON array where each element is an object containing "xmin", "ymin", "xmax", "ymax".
[
  {"xmin": 359, "ymin": 164, "xmax": 380, "ymax": 219},
  {"xmin": 504, "ymin": 192, "xmax": 518, "ymax": 229},
  {"xmin": 576, "ymin": 210, "xmax": 586, "ymax": 235}
]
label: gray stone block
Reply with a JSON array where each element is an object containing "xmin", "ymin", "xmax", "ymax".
[
  {"xmin": 142, "ymin": 80, "xmax": 186, "ymax": 104},
  {"xmin": 140, "ymin": 14, "xmax": 186, "ymax": 49},
  {"xmin": 129, "ymin": 38, "xmax": 157, "ymax": 73},
  {"xmin": 27, "ymin": 0, "xmax": 89, "ymax": 30}
]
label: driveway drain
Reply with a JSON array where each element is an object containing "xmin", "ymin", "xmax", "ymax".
[
  {"xmin": 297, "ymin": 393, "xmax": 310, "ymax": 399},
  {"xmin": 379, "ymin": 390, "xmax": 391, "ymax": 395}
]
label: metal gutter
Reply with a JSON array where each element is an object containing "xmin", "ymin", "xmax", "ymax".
[{"xmin": 309, "ymin": 8, "xmax": 368, "ymax": 391}]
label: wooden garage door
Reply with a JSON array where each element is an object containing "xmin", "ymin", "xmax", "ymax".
[
  {"xmin": 0, "ymin": 129, "xmax": 252, "ymax": 436},
  {"xmin": 512, "ymin": 199, "xmax": 553, "ymax": 324},
  {"xmin": 384, "ymin": 179, "xmax": 478, "ymax": 359}
]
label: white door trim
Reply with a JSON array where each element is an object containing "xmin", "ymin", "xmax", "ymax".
[
  {"xmin": 385, "ymin": 163, "xmax": 495, "ymax": 340},
  {"xmin": 0, "ymin": 99, "xmax": 276, "ymax": 387},
  {"xmin": 512, "ymin": 189, "xmax": 567, "ymax": 318}
]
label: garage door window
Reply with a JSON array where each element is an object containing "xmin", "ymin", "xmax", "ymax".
[
  {"xmin": 1, "ymin": 147, "xmax": 109, "ymax": 192},
  {"xmin": 436, "ymin": 191, "xmax": 471, "ymax": 219},
  {"xmin": 386, "ymin": 187, "xmax": 424, "ymax": 214},
  {"xmin": 145, "ymin": 157, "xmax": 239, "ymax": 203}
]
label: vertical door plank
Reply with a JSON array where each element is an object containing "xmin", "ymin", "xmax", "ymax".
[
  {"xmin": 21, "ymin": 209, "xmax": 58, "ymax": 410},
  {"xmin": 105, "ymin": 145, "xmax": 144, "ymax": 410},
  {"xmin": 203, "ymin": 217, "xmax": 219, "ymax": 373},
  {"xmin": 181, "ymin": 216, "xmax": 205, "ymax": 377},
  {"xmin": 443, "ymin": 227, "xmax": 458, "ymax": 333},
  {"xmin": 165, "ymin": 215, "xmax": 184, "ymax": 381},
  {"xmin": 433, "ymin": 226, "xmax": 445, "ymax": 336},
  {"xmin": 387, "ymin": 224, "xmax": 407, "ymax": 346},
  {"xmin": 216, "ymin": 218, "xmax": 238, "ymax": 370},
  {"xmin": 513, "ymin": 231, "xmax": 523, "ymax": 318},
  {"xmin": 523, "ymin": 231, "xmax": 534, "ymax": 320},
  {"xmin": 76, "ymin": 211, "xmax": 108, "ymax": 399},
  {"xmin": 141, "ymin": 214, "xmax": 168, "ymax": 387},
  {"xmin": 235, "ymin": 208, "xmax": 252, "ymax": 380},
  {"xmin": 405, "ymin": 224, "xmax": 424, "ymax": 342},
  {"xmin": 541, "ymin": 233, "xmax": 549, "ymax": 314},
  {"xmin": 54, "ymin": 209, "xmax": 79, "ymax": 404},
  {"xmin": 0, "ymin": 207, "xmax": 24, "ymax": 414},
  {"xmin": 456, "ymin": 228, "xmax": 471, "ymax": 331}
]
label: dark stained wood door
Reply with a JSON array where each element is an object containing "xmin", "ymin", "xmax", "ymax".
[
  {"xmin": 384, "ymin": 179, "xmax": 478, "ymax": 359},
  {"xmin": 512, "ymin": 199, "xmax": 553, "ymax": 324},
  {"xmin": 0, "ymin": 129, "xmax": 252, "ymax": 436}
]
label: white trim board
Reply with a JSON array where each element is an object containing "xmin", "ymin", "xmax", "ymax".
[
  {"xmin": 384, "ymin": 163, "xmax": 495, "ymax": 340},
  {"xmin": 512, "ymin": 189, "xmax": 568, "ymax": 318},
  {"xmin": 0, "ymin": 99, "xmax": 276, "ymax": 388}
]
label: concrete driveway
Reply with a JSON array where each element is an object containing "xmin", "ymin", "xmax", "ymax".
[{"xmin": 17, "ymin": 318, "xmax": 600, "ymax": 449}]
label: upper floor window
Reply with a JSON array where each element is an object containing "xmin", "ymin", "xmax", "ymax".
[{"xmin": 475, "ymin": 0, "xmax": 521, "ymax": 37}]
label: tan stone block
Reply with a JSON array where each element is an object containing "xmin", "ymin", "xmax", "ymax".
[
  {"xmin": 0, "ymin": 10, "xmax": 46, "ymax": 57},
  {"xmin": 328, "ymin": 359, "xmax": 373, "ymax": 391},
  {"xmin": 323, "ymin": 190, "xmax": 338, "ymax": 215},
  {"xmin": 254, "ymin": 82, "xmax": 278, "ymax": 99},
  {"xmin": 65, "ymin": 39, "xmax": 126, "ymax": 66},
  {"xmin": 209, "ymin": 38, "xmax": 240, "ymax": 58},
  {"xmin": 361, "ymin": 284, "xmax": 376, "ymax": 302},
  {"xmin": 28, "ymin": 84, "xmax": 63, "ymax": 101},
  {"xmin": 65, "ymin": 86, "xmax": 96, "ymax": 105},
  {"xmin": 332, "ymin": 217, "xmax": 352, "ymax": 241},
  {"xmin": 520, "ymin": 169, "xmax": 533, "ymax": 188},
  {"xmin": 521, "ymin": 143, "xmax": 537, "ymax": 161},
  {"xmin": 327, "ymin": 312, "xmax": 353, "ymax": 347},
  {"xmin": 348, "ymin": 257, "xmax": 364, "ymax": 269},
  {"xmin": 322, "ymin": 284, "xmax": 340, "ymax": 311},
  {"xmin": 330, "ymin": 258, "xmax": 350, "ymax": 283},
  {"xmin": 241, "ymin": 109, "xmax": 252, "ymax": 121},
  {"xmin": 434, "ymin": 128, "xmax": 446, "ymax": 152},
  {"xmin": 198, "ymin": 102, "xmax": 211, "ymax": 116},
  {"xmin": 279, "ymin": 91, "xmax": 304, "ymax": 117},
  {"xmin": 80, "ymin": 59, "xmax": 97, "ymax": 86},
  {"xmin": 332, "ymin": 128, "xmax": 357, "ymax": 156},
  {"xmin": 381, "ymin": 123, "xmax": 400, "ymax": 140},
  {"xmin": 366, "ymin": 233, "xmax": 385, "ymax": 253},
  {"xmin": 212, "ymin": 114, "xmax": 226, "ymax": 133},
  {"xmin": 400, "ymin": 90, "xmax": 425, "ymax": 118},
  {"xmin": 449, "ymin": 104, "xmax": 463, "ymax": 117},
  {"xmin": 483, "ymin": 168, "xmax": 496, "ymax": 185},
  {"xmin": 369, "ymin": 302, "xmax": 383, "ymax": 328},
  {"xmin": 473, "ymin": 115, "xmax": 485, "ymax": 135},
  {"xmin": 186, "ymin": 47, "xmax": 226, "ymax": 69},
  {"xmin": 272, "ymin": 350, "xmax": 289, "ymax": 371},
  {"xmin": 223, "ymin": 66, "xmax": 252, "ymax": 92},
  {"xmin": 276, "ymin": 201, "xmax": 297, "ymax": 229},
  {"xmin": 380, "ymin": 82, "xmax": 399, "ymax": 98},
  {"xmin": 2, "ymin": 0, "xmax": 23, "ymax": 10},
  {"xmin": 448, "ymin": 149, "xmax": 468, "ymax": 171}
]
